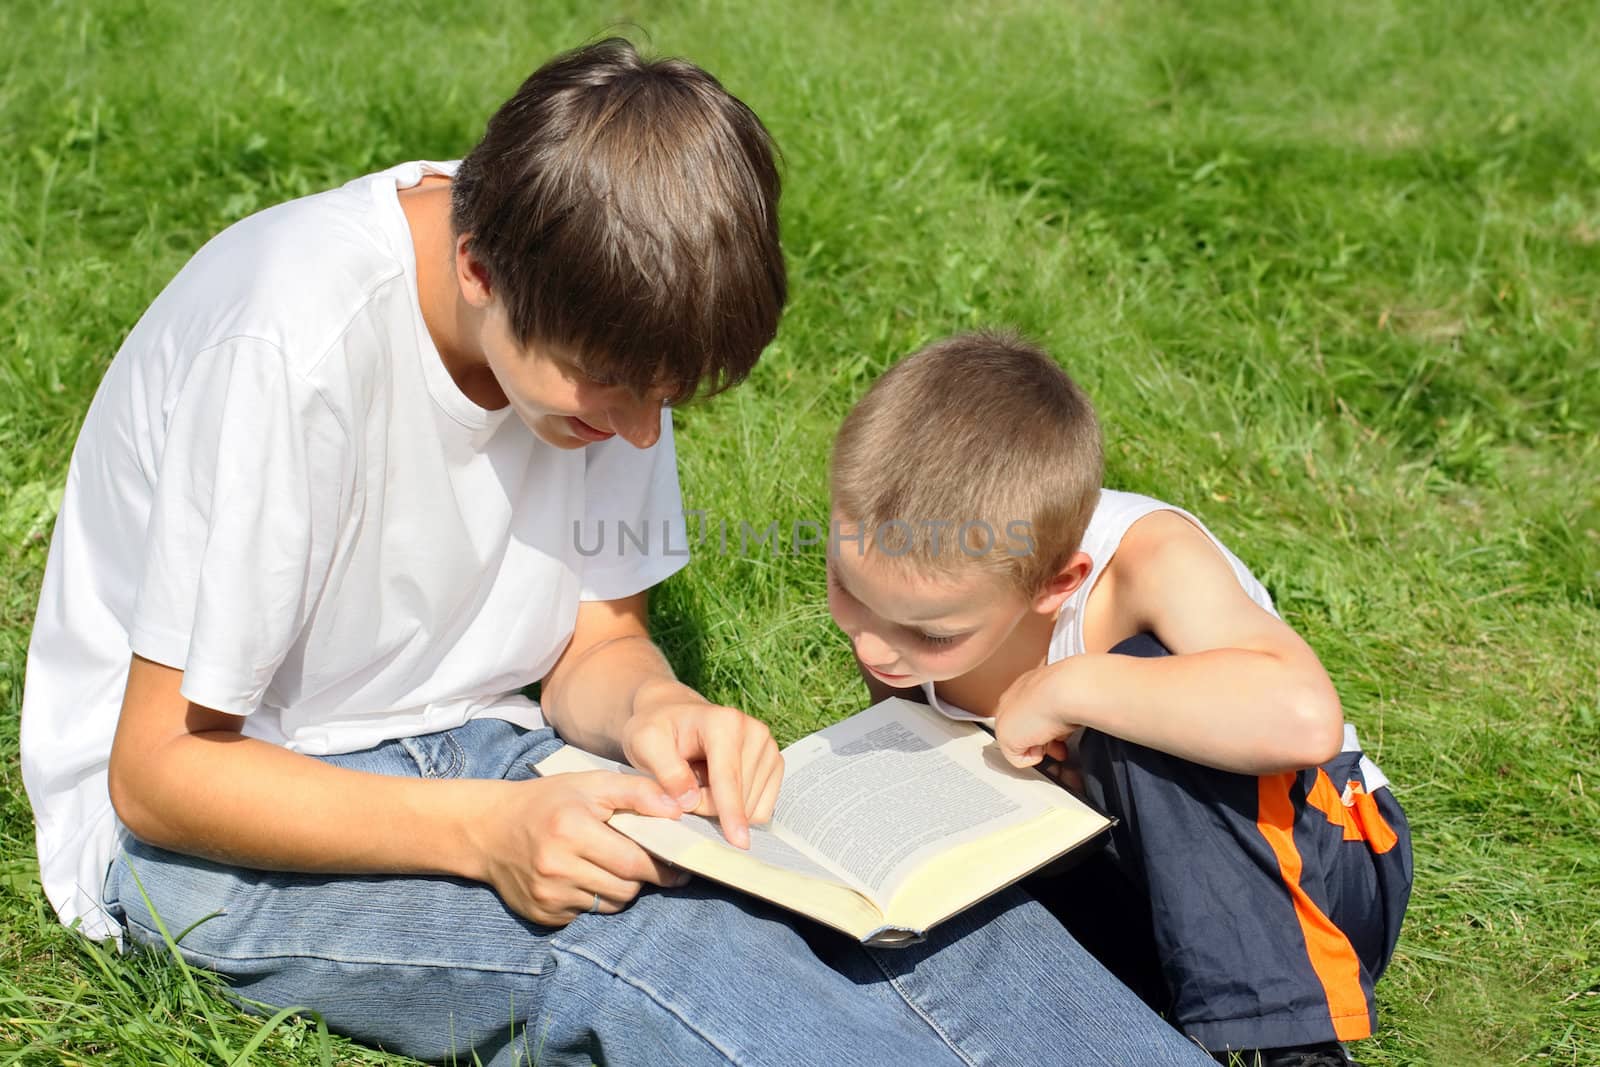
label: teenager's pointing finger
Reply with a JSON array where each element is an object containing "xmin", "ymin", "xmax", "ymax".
[
  {"xmin": 624, "ymin": 721, "xmax": 702, "ymax": 812},
  {"xmin": 702, "ymin": 714, "xmax": 750, "ymax": 849}
]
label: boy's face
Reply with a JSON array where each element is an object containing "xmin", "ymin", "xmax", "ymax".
[
  {"xmin": 827, "ymin": 519, "xmax": 1033, "ymax": 688},
  {"xmin": 480, "ymin": 302, "xmax": 669, "ymax": 451}
]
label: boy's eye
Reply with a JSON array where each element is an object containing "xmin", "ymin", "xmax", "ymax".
[{"xmin": 917, "ymin": 631, "xmax": 960, "ymax": 648}]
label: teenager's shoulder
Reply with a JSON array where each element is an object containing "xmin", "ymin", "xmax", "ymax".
[{"xmin": 126, "ymin": 164, "xmax": 435, "ymax": 383}]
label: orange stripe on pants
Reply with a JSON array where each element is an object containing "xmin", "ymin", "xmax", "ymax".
[
  {"xmin": 1256, "ymin": 772, "xmax": 1372, "ymax": 1041},
  {"xmin": 1303, "ymin": 771, "xmax": 1400, "ymax": 855},
  {"xmin": 1347, "ymin": 784, "xmax": 1401, "ymax": 855},
  {"xmin": 1305, "ymin": 771, "xmax": 1363, "ymax": 841}
]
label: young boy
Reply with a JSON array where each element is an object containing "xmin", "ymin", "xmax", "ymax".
[
  {"xmin": 827, "ymin": 331, "xmax": 1413, "ymax": 1067},
  {"xmin": 20, "ymin": 43, "xmax": 1211, "ymax": 1066}
]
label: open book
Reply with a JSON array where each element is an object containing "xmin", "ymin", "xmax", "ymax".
[{"xmin": 535, "ymin": 697, "xmax": 1110, "ymax": 946}]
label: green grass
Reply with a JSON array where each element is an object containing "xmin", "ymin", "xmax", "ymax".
[{"xmin": 2, "ymin": 0, "xmax": 1597, "ymax": 1062}]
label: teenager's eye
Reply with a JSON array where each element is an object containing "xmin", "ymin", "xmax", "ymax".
[{"xmin": 567, "ymin": 359, "xmax": 623, "ymax": 390}]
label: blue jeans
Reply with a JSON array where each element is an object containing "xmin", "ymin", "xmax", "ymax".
[{"xmin": 104, "ymin": 718, "xmax": 1209, "ymax": 1066}]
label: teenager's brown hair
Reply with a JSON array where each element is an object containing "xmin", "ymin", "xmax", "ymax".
[
  {"xmin": 451, "ymin": 38, "xmax": 785, "ymax": 403},
  {"xmin": 830, "ymin": 331, "xmax": 1103, "ymax": 594}
]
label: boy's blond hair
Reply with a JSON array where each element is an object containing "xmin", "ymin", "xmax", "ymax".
[{"xmin": 830, "ymin": 331, "xmax": 1103, "ymax": 595}]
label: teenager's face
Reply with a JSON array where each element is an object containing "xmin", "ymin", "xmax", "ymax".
[
  {"xmin": 480, "ymin": 302, "xmax": 668, "ymax": 451},
  {"xmin": 826, "ymin": 519, "xmax": 1032, "ymax": 688}
]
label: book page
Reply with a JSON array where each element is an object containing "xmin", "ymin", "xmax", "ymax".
[
  {"xmin": 652, "ymin": 810, "xmax": 851, "ymax": 887},
  {"xmin": 534, "ymin": 745, "xmax": 857, "ymax": 889},
  {"xmin": 774, "ymin": 699, "xmax": 1060, "ymax": 901}
]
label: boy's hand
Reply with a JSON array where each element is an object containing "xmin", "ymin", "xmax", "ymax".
[
  {"xmin": 471, "ymin": 771, "xmax": 690, "ymax": 927},
  {"xmin": 620, "ymin": 678, "xmax": 784, "ymax": 849},
  {"xmin": 993, "ymin": 661, "xmax": 1082, "ymax": 769}
]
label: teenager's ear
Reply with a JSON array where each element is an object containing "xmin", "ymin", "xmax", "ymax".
[
  {"xmin": 1031, "ymin": 551, "xmax": 1093, "ymax": 615},
  {"xmin": 454, "ymin": 233, "xmax": 494, "ymax": 308}
]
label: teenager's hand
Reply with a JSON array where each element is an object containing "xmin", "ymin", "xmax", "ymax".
[
  {"xmin": 470, "ymin": 771, "xmax": 688, "ymax": 927},
  {"xmin": 992, "ymin": 661, "xmax": 1081, "ymax": 769},
  {"xmin": 621, "ymin": 678, "xmax": 784, "ymax": 849}
]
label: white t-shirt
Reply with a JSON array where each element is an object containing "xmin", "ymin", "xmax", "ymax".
[{"xmin": 20, "ymin": 161, "xmax": 690, "ymax": 940}]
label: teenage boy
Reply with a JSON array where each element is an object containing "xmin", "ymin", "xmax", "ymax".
[
  {"xmin": 21, "ymin": 43, "xmax": 1209, "ymax": 1066},
  {"xmin": 827, "ymin": 331, "xmax": 1413, "ymax": 1067}
]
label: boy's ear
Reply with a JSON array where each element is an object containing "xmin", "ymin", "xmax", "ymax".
[
  {"xmin": 1031, "ymin": 551, "xmax": 1093, "ymax": 616},
  {"xmin": 454, "ymin": 233, "xmax": 495, "ymax": 308}
]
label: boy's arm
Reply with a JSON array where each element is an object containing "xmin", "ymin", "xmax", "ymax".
[
  {"xmin": 539, "ymin": 591, "xmax": 783, "ymax": 848},
  {"xmin": 995, "ymin": 511, "xmax": 1345, "ymax": 775}
]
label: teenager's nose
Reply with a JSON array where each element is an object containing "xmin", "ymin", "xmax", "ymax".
[{"xmin": 610, "ymin": 397, "xmax": 663, "ymax": 449}]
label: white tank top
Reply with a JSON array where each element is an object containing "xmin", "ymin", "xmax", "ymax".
[
  {"xmin": 922, "ymin": 488, "xmax": 1269, "ymax": 719},
  {"xmin": 918, "ymin": 489, "xmax": 1386, "ymax": 786}
]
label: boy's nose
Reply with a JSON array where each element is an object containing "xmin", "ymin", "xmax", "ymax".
[{"xmin": 853, "ymin": 629, "xmax": 897, "ymax": 668}]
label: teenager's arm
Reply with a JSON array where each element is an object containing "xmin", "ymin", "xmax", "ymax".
[
  {"xmin": 996, "ymin": 511, "xmax": 1345, "ymax": 774},
  {"xmin": 539, "ymin": 591, "xmax": 784, "ymax": 848},
  {"xmin": 108, "ymin": 654, "xmax": 685, "ymax": 925}
]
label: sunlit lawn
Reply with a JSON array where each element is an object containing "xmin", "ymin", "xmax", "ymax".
[{"xmin": 2, "ymin": 1, "xmax": 1596, "ymax": 1063}]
